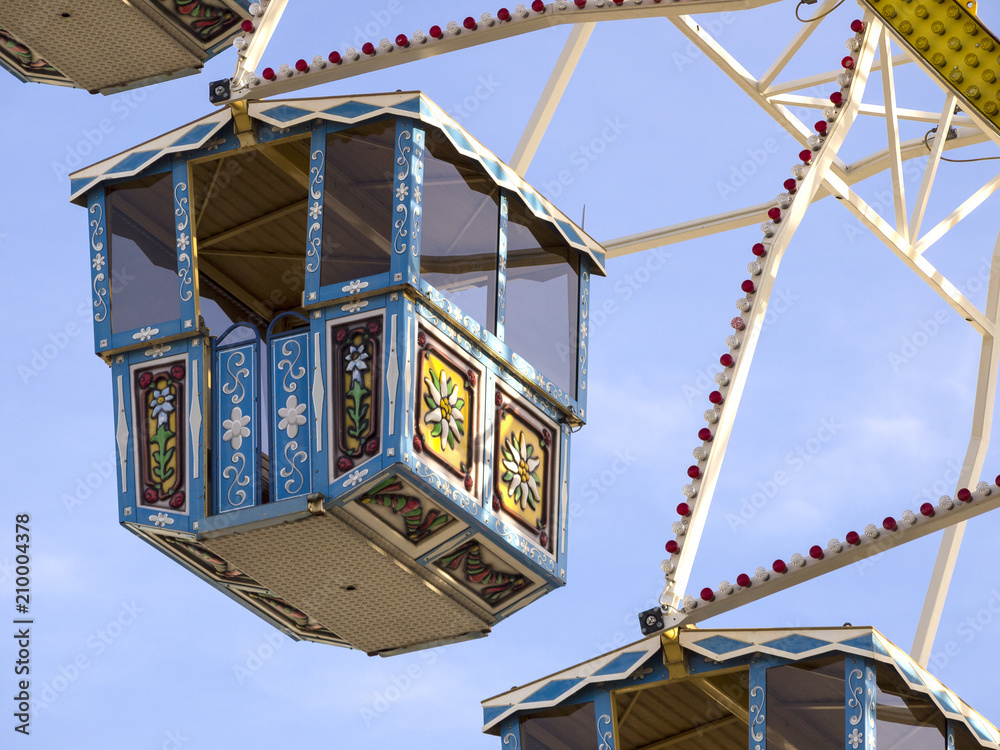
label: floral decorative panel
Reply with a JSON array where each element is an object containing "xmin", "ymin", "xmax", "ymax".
[
  {"xmin": 159, "ymin": 535, "xmax": 259, "ymax": 588},
  {"xmin": 133, "ymin": 358, "xmax": 187, "ymax": 512},
  {"xmin": 330, "ymin": 315, "xmax": 382, "ymax": 478},
  {"xmin": 414, "ymin": 328, "xmax": 478, "ymax": 492},
  {"xmin": 358, "ymin": 477, "xmax": 457, "ymax": 547},
  {"xmin": 214, "ymin": 341, "xmax": 260, "ymax": 513},
  {"xmin": 493, "ymin": 389, "xmax": 556, "ymax": 553},
  {"xmin": 270, "ymin": 331, "xmax": 312, "ymax": 501},
  {"xmin": 244, "ymin": 591, "xmax": 341, "ymax": 641},
  {"xmin": 433, "ymin": 540, "xmax": 531, "ymax": 608}
]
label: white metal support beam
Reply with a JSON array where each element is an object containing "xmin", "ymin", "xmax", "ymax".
[
  {"xmin": 909, "ymin": 95, "xmax": 957, "ymax": 243},
  {"xmin": 510, "ymin": 23, "xmax": 594, "ymax": 175},
  {"xmin": 757, "ymin": 0, "xmax": 839, "ymax": 92},
  {"xmin": 822, "ymin": 171, "xmax": 992, "ymax": 335},
  {"xmin": 880, "ymin": 27, "xmax": 909, "ymax": 243},
  {"xmin": 911, "ymin": 231, "xmax": 1000, "ymax": 667},
  {"xmin": 661, "ymin": 17, "xmax": 881, "ymax": 609}
]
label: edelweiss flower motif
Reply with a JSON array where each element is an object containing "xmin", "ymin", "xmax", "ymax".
[
  {"xmin": 342, "ymin": 279, "xmax": 368, "ymax": 294},
  {"xmin": 580, "ymin": 321, "xmax": 588, "ymax": 339},
  {"xmin": 345, "ymin": 345, "xmax": 369, "ymax": 383},
  {"xmin": 150, "ymin": 512, "xmax": 174, "ymax": 527},
  {"xmin": 176, "ymin": 232, "xmax": 190, "ymax": 251},
  {"xmin": 92, "ymin": 253, "xmax": 106, "ymax": 270},
  {"xmin": 277, "ymin": 395, "xmax": 307, "ymax": 439},
  {"xmin": 413, "ymin": 185, "xmax": 422, "ymax": 204},
  {"xmin": 134, "ymin": 326, "xmax": 157, "ymax": 342},
  {"xmin": 848, "ymin": 729, "xmax": 863, "ymax": 749},
  {"xmin": 223, "ymin": 406, "xmax": 251, "ymax": 450},
  {"xmin": 395, "ymin": 183, "xmax": 409, "ymax": 202},
  {"xmin": 145, "ymin": 344, "xmax": 171, "ymax": 358},
  {"xmin": 501, "ymin": 431, "xmax": 541, "ymax": 511},
  {"xmin": 422, "ymin": 370, "xmax": 466, "ymax": 450},
  {"xmin": 149, "ymin": 388, "xmax": 175, "ymax": 426},
  {"xmin": 308, "ymin": 201, "xmax": 322, "ymax": 220},
  {"xmin": 345, "ymin": 468, "xmax": 368, "ymax": 487}
]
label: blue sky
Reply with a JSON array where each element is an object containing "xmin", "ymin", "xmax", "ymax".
[{"xmin": 4, "ymin": 1, "xmax": 1000, "ymax": 747}]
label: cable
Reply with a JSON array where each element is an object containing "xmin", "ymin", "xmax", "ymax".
[
  {"xmin": 795, "ymin": 0, "xmax": 846, "ymax": 23},
  {"xmin": 923, "ymin": 129, "xmax": 1000, "ymax": 163}
]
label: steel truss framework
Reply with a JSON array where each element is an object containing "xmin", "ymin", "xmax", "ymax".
[{"xmin": 226, "ymin": 0, "xmax": 1000, "ymax": 671}]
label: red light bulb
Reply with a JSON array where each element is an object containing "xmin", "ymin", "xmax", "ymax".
[
  {"xmin": 741, "ymin": 280, "xmax": 756, "ymax": 294},
  {"xmin": 752, "ymin": 243, "xmax": 767, "ymax": 257},
  {"xmin": 665, "ymin": 540, "xmax": 679, "ymax": 554},
  {"xmin": 396, "ymin": 34, "xmax": 409, "ymax": 47},
  {"xmin": 920, "ymin": 503, "xmax": 935, "ymax": 517},
  {"xmin": 295, "ymin": 58, "xmax": 309, "ymax": 71},
  {"xmin": 736, "ymin": 573, "xmax": 751, "ymax": 588},
  {"xmin": 708, "ymin": 391, "xmax": 723, "ymax": 405},
  {"xmin": 883, "ymin": 517, "xmax": 897, "ymax": 531},
  {"xmin": 241, "ymin": 20, "xmax": 254, "ymax": 33},
  {"xmin": 783, "ymin": 178, "xmax": 798, "ymax": 192},
  {"xmin": 497, "ymin": 7, "xmax": 511, "ymax": 20},
  {"xmin": 773, "ymin": 559, "xmax": 787, "ymax": 574},
  {"xmin": 846, "ymin": 530, "xmax": 860, "ymax": 545},
  {"xmin": 463, "ymin": 16, "xmax": 477, "ymax": 29},
  {"xmin": 809, "ymin": 545, "xmax": 824, "ymax": 560},
  {"xmin": 957, "ymin": 488, "xmax": 973, "ymax": 502},
  {"xmin": 698, "ymin": 428, "xmax": 713, "ymax": 441},
  {"xmin": 677, "ymin": 502, "xmax": 690, "ymax": 517},
  {"xmin": 720, "ymin": 353, "xmax": 735, "ymax": 367},
  {"xmin": 687, "ymin": 465, "xmax": 701, "ymax": 479},
  {"xmin": 700, "ymin": 588, "xmax": 715, "ymax": 602},
  {"xmin": 430, "ymin": 25, "xmax": 443, "ymax": 38},
  {"xmin": 328, "ymin": 51, "xmax": 342, "ymax": 64},
  {"xmin": 262, "ymin": 67, "xmax": 275, "ymax": 80}
]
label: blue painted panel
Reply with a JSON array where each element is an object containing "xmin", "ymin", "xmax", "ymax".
[
  {"xmin": 269, "ymin": 330, "xmax": 313, "ymax": 502},
  {"xmin": 966, "ymin": 714, "xmax": 994, "ymax": 743},
  {"xmin": 557, "ymin": 219, "xmax": 584, "ymax": 246},
  {"xmin": 481, "ymin": 156, "xmax": 507, "ymax": 185},
  {"xmin": 929, "ymin": 685, "xmax": 961, "ymax": 715},
  {"xmin": 322, "ymin": 101, "xmax": 383, "ymax": 119},
  {"xmin": 693, "ymin": 635, "xmax": 752, "ymax": 656},
  {"xmin": 111, "ymin": 357, "xmax": 136, "ymax": 524},
  {"xmin": 214, "ymin": 340, "xmax": 261, "ymax": 513},
  {"xmin": 391, "ymin": 119, "xmax": 423, "ymax": 284},
  {"xmin": 109, "ymin": 320, "xmax": 185, "ymax": 353},
  {"xmin": 761, "ymin": 634, "xmax": 831, "ymax": 654},
  {"xmin": 845, "ymin": 656, "xmax": 876, "ymax": 750},
  {"xmin": 839, "ymin": 634, "xmax": 875, "ymax": 652},
  {"xmin": 750, "ymin": 660, "xmax": 767, "ymax": 750},
  {"xmin": 441, "ymin": 124, "xmax": 476, "ymax": 156},
  {"xmin": 170, "ymin": 122, "xmax": 219, "ymax": 148},
  {"xmin": 110, "ymin": 150, "xmax": 159, "ymax": 175},
  {"xmin": 307, "ymin": 315, "xmax": 330, "ymax": 501},
  {"xmin": 87, "ymin": 189, "xmax": 112, "ymax": 353},
  {"xmin": 594, "ymin": 690, "xmax": 616, "ymax": 750},
  {"xmin": 305, "ymin": 128, "xmax": 325, "ymax": 303},
  {"xmin": 483, "ymin": 705, "xmax": 509, "ymax": 726},
  {"xmin": 259, "ymin": 104, "xmax": 314, "ymax": 123},
  {"xmin": 393, "ymin": 97, "xmax": 423, "ymax": 115},
  {"xmin": 891, "ymin": 653, "xmax": 925, "ymax": 686},
  {"xmin": 173, "ymin": 159, "xmax": 197, "ymax": 329},
  {"xmin": 316, "ymin": 272, "xmax": 394, "ymax": 304},
  {"xmin": 592, "ymin": 650, "xmax": 648, "ymax": 677},
  {"xmin": 500, "ymin": 718, "xmax": 520, "ymax": 749},
  {"xmin": 380, "ymin": 295, "xmax": 407, "ymax": 480},
  {"xmin": 523, "ymin": 678, "xmax": 582, "ymax": 704}
]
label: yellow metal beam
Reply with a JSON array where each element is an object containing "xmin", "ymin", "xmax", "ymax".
[{"xmin": 862, "ymin": 0, "xmax": 1000, "ymax": 135}]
